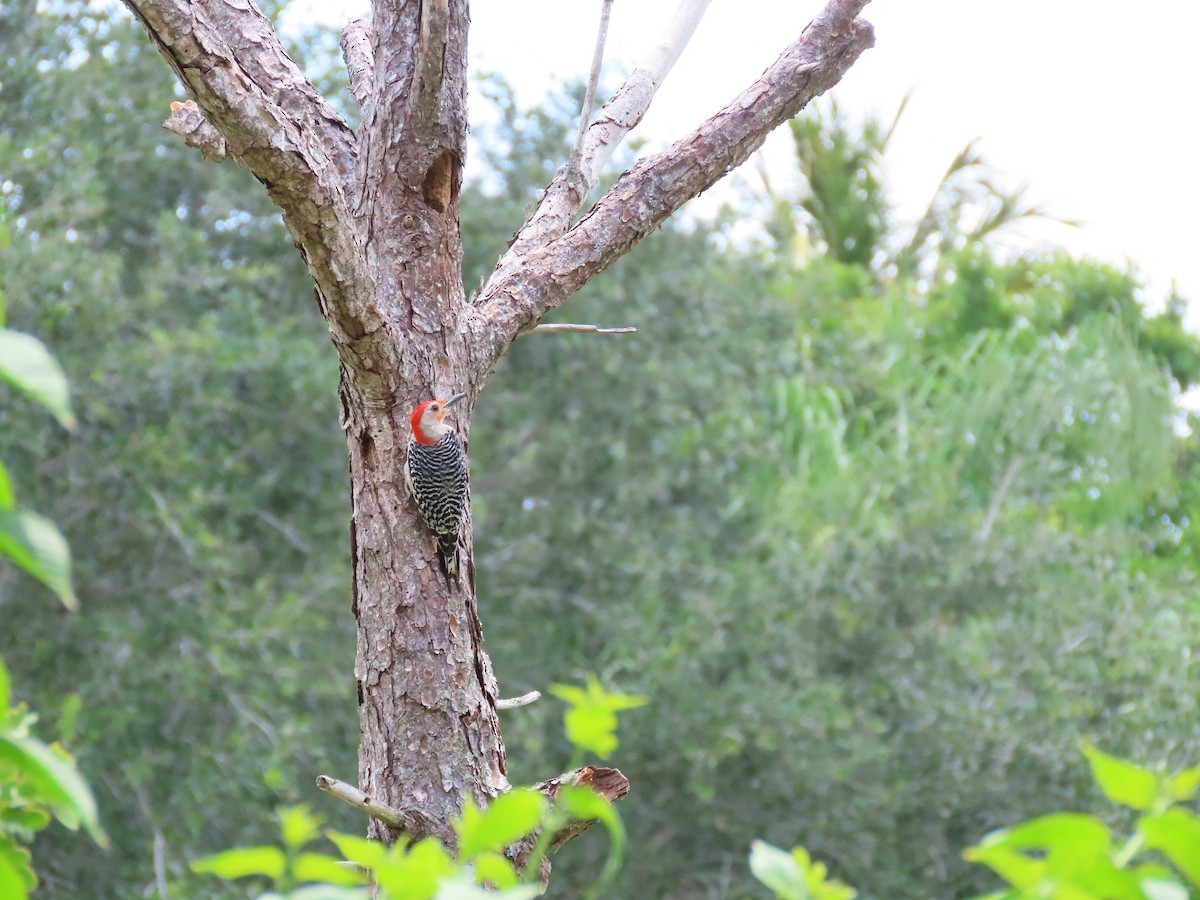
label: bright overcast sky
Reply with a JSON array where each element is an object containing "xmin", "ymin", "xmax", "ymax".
[{"xmin": 289, "ymin": 0, "xmax": 1200, "ymax": 323}]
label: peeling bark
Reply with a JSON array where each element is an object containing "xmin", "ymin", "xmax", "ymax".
[{"xmin": 121, "ymin": 0, "xmax": 874, "ymax": 863}]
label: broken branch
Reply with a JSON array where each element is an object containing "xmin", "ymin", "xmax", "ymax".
[
  {"xmin": 316, "ymin": 774, "xmax": 436, "ymax": 835},
  {"xmin": 162, "ymin": 101, "xmax": 226, "ymax": 161},
  {"xmin": 341, "ymin": 17, "xmax": 375, "ymax": 113},
  {"xmin": 496, "ymin": 690, "xmax": 542, "ymax": 709}
]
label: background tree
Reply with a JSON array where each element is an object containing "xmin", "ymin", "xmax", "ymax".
[{"xmin": 64, "ymin": 0, "xmax": 874, "ymax": 876}]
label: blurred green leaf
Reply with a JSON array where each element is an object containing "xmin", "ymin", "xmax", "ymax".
[
  {"xmin": 0, "ymin": 462, "xmax": 13, "ymax": 510},
  {"xmin": 326, "ymin": 831, "xmax": 388, "ymax": 871},
  {"xmin": 1084, "ymin": 745, "xmax": 1161, "ymax": 811},
  {"xmin": 1139, "ymin": 877, "xmax": 1190, "ymax": 900},
  {"xmin": 1, "ymin": 808, "xmax": 52, "ymax": 835},
  {"xmin": 0, "ymin": 835, "xmax": 35, "ymax": 895},
  {"xmin": 1140, "ymin": 808, "xmax": 1200, "ymax": 886},
  {"xmin": 985, "ymin": 813, "xmax": 1111, "ymax": 858},
  {"xmin": 556, "ymin": 786, "xmax": 626, "ymax": 890},
  {"xmin": 470, "ymin": 851, "xmax": 519, "ymax": 888},
  {"xmin": 0, "ymin": 658, "xmax": 9, "ymax": 717},
  {"xmin": 1166, "ymin": 766, "xmax": 1200, "ymax": 803},
  {"xmin": 550, "ymin": 677, "xmax": 647, "ymax": 759},
  {"xmin": 455, "ymin": 790, "xmax": 544, "ymax": 862},
  {"xmin": 750, "ymin": 840, "xmax": 856, "ymax": 900},
  {"xmin": 750, "ymin": 840, "xmax": 809, "ymax": 899},
  {"xmin": 279, "ymin": 805, "xmax": 323, "ymax": 850},
  {"xmin": 433, "ymin": 875, "xmax": 542, "ymax": 899},
  {"xmin": 191, "ymin": 845, "xmax": 286, "ymax": 880},
  {"xmin": 0, "ymin": 509, "xmax": 76, "ymax": 611},
  {"xmin": 0, "ymin": 329, "xmax": 77, "ymax": 431},
  {"xmin": 963, "ymin": 841, "xmax": 1045, "ymax": 889},
  {"xmin": 0, "ymin": 732, "xmax": 105, "ymax": 846},
  {"xmin": 293, "ymin": 851, "xmax": 367, "ymax": 886},
  {"xmin": 279, "ymin": 886, "xmax": 368, "ymax": 900},
  {"xmin": 372, "ymin": 837, "xmax": 454, "ymax": 900}
]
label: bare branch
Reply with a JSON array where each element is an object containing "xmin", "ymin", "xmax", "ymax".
[
  {"xmin": 316, "ymin": 775, "xmax": 436, "ymax": 835},
  {"xmin": 162, "ymin": 100, "xmax": 226, "ymax": 161},
  {"xmin": 496, "ymin": 690, "xmax": 542, "ymax": 709},
  {"xmin": 531, "ymin": 324, "xmax": 637, "ymax": 335},
  {"xmin": 569, "ymin": 0, "xmax": 614, "ymax": 172},
  {"xmin": 474, "ymin": 0, "xmax": 874, "ymax": 362},
  {"xmin": 341, "ymin": 17, "xmax": 375, "ymax": 113},
  {"xmin": 488, "ymin": 0, "xmax": 712, "ymax": 282}
]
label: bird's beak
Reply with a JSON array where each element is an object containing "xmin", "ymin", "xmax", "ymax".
[{"xmin": 443, "ymin": 392, "xmax": 467, "ymax": 409}]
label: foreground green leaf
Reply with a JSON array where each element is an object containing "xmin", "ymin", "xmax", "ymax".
[
  {"xmin": 1140, "ymin": 808, "xmax": 1200, "ymax": 886},
  {"xmin": 371, "ymin": 837, "xmax": 454, "ymax": 900},
  {"xmin": 293, "ymin": 851, "xmax": 368, "ymax": 886},
  {"xmin": 0, "ymin": 658, "xmax": 9, "ymax": 716},
  {"xmin": 455, "ymin": 790, "xmax": 545, "ymax": 861},
  {"xmin": 279, "ymin": 805, "xmax": 323, "ymax": 850},
  {"xmin": 750, "ymin": 840, "xmax": 809, "ymax": 900},
  {"xmin": 0, "ymin": 329, "xmax": 76, "ymax": 431},
  {"xmin": 326, "ymin": 831, "xmax": 388, "ymax": 870},
  {"xmin": 0, "ymin": 462, "xmax": 13, "ymax": 510},
  {"xmin": 0, "ymin": 835, "xmax": 35, "ymax": 897},
  {"xmin": 191, "ymin": 845, "xmax": 286, "ymax": 880},
  {"xmin": 0, "ymin": 733, "xmax": 105, "ymax": 845},
  {"xmin": 0, "ymin": 509, "xmax": 76, "ymax": 611},
  {"xmin": 1083, "ymin": 745, "xmax": 1160, "ymax": 811}
]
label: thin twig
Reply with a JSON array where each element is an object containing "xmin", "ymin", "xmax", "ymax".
[
  {"xmin": 496, "ymin": 690, "xmax": 542, "ymax": 709},
  {"xmin": 532, "ymin": 324, "xmax": 637, "ymax": 334},
  {"xmin": 977, "ymin": 454, "xmax": 1023, "ymax": 544},
  {"xmin": 316, "ymin": 775, "xmax": 432, "ymax": 833},
  {"xmin": 486, "ymin": 0, "xmax": 713, "ymax": 286},
  {"xmin": 569, "ymin": 0, "xmax": 614, "ymax": 173}
]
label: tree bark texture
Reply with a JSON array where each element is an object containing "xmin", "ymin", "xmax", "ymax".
[{"xmin": 122, "ymin": 0, "xmax": 874, "ymax": 851}]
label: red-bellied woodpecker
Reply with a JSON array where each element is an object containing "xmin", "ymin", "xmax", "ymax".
[{"xmin": 404, "ymin": 392, "xmax": 469, "ymax": 588}]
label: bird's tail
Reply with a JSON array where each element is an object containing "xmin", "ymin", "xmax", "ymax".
[{"xmin": 436, "ymin": 534, "xmax": 461, "ymax": 591}]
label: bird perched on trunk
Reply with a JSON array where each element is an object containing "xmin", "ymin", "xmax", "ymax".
[{"xmin": 405, "ymin": 392, "xmax": 469, "ymax": 588}]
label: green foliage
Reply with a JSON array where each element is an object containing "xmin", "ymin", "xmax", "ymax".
[
  {"xmin": 0, "ymin": 330, "xmax": 76, "ymax": 432},
  {"xmin": 749, "ymin": 840, "xmax": 856, "ymax": 900},
  {"xmin": 0, "ymin": 508, "xmax": 75, "ymax": 612},
  {"xmin": 965, "ymin": 749, "xmax": 1200, "ymax": 899},
  {"xmin": 0, "ymin": 291, "xmax": 101, "ymax": 896},
  {"xmin": 549, "ymin": 676, "xmax": 648, "ymax": 761},
  {"xmin": 192, "ymin": 807, "xmax": 366, "ymax": 896},
  {"xmin": 0, "ymin": 220, "xmax": 77, "ymax": 611},
  {"xmin": 193, "ymin": 682, "xmax": 632, "ymax": 899}
]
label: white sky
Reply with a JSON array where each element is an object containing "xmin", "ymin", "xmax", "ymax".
[{"xmin": 289, "ymin": 0, "xmax": 1200, "ymax": 323}]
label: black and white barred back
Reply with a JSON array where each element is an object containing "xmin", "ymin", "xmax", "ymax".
[{"xmin": 405, "ymin": 431, "xmax": 469, "ymax": 584}]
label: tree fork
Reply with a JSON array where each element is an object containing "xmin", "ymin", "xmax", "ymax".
[{"xmin": 121, "ymin": 0, "xmax": 873, "ymax": 863}]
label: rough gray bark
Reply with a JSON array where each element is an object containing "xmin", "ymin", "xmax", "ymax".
[{"xmin": 120, "ymin": 0, "xmax": 874, "ymax": 862}]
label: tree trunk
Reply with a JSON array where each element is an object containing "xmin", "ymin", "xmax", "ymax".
[{"xmin": 122, "ymin": 0, "xmax": 874, "ymax": 857}]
